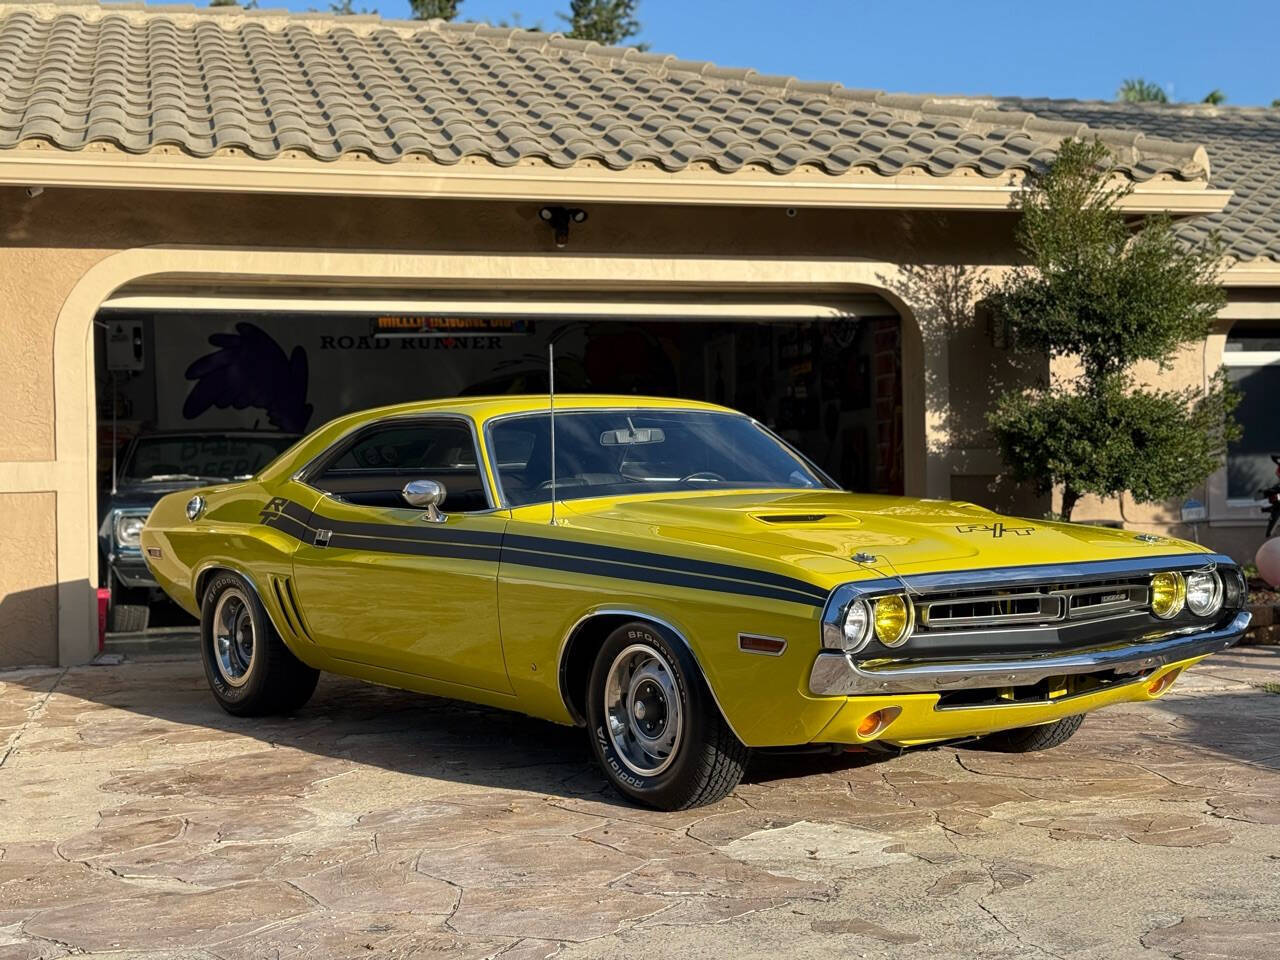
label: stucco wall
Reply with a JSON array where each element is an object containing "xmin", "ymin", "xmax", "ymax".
[
  {"xmin": 0, "ymin": 492, "xmax": 57, "ymax": 667},
  {"xmin": 0, "ymin": 247, "xmax": 109, "ymax": 462},
  {"xmin": 1061, "ymin": 288, "xmax": 1271, "ymax": 565}
]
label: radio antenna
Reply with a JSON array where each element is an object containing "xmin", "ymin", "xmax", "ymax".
[{"xmin": 548, "ymin": 342, "xmax": 557, "ymax": 526}]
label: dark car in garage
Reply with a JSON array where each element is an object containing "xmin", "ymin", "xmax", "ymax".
[{"xmin": 99, "ymin": 430, "xmax": 299, "ymax": 631}]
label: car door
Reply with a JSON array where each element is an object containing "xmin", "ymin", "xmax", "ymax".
[{"xmin": 288, "ymin": 415, "xmax": 512, "ymax": 694}]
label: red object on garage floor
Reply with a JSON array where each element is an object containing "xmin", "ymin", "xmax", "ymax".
[{"xmin": 96, "ymin": 588, "xmax": 109, "ymax": 652}]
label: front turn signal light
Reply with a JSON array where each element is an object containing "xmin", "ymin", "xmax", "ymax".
[
  {"xmin": 856, "ymin": 706, "xmax": 902, "ymax": 738},
  {"xmin": 873, "ymin": 594, "xmax": 913, "ymax": 647},
  {"xmin": 1147, "ymin": 668, "xmax": 1182, "ymax": 696},
  {"xmin": 1150, "ymin": 572, "xmax": 1186, "ymax": 619}
]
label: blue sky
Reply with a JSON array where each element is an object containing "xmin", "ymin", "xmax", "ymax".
[{"xmin": 262, "ymin": 0, "xmax": 1279, "ymax": 106}]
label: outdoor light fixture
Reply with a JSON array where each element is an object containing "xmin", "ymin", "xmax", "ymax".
[{"xmin": 539, "ymin": 205, "xmax": 588, "ymax": 248}]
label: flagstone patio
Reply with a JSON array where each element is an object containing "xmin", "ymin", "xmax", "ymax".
[{"xmin": 1, "ymin": 647, "xmax": 1277, "ymax": 959}]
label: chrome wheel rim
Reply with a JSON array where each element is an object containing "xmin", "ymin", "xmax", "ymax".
[
  {"xmin": 604, "ymin": 643, "xmax": 682, "ymax": 777},
  {"xmin": 212, "ymin": 588, "xmax": 255, "ymax": 688}
]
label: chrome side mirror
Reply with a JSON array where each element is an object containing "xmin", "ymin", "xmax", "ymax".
[{"xmin": 402, "ymin": 479, "xmax": 447, "ymax": 523}]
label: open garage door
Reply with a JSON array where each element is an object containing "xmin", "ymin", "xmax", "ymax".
[{"xmin": 93, "ymin": 290, "xmax": 905, "ymax": 638}]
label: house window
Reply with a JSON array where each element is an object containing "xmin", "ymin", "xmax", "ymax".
[{"xmin": 1224, "ymin": 321, "xmax": 1280, "ymax": 505}]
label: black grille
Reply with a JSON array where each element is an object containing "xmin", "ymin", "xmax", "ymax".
[{"xmin": 918, "ymin": 578, "xmax": 1148, "ymax": 632}]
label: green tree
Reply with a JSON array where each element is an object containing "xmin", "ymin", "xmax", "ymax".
[
  {"xmin": 1117, "ymin": 78, "xmax": 1168, "ymax": 103},
  {"xmin": 560, "ymin": 0, "xmax": 643, "ymax": 45},
  {"xmin": 1202, "ymin": 89, "xmax": 1227, "ymax": 105},
  {"xmin": 411, "ymin": 0, "xmax": 461, "ymax": 19},
  {"xmin": 986, "ymin": 139, "xmax": 1238, "ymax": 521}
]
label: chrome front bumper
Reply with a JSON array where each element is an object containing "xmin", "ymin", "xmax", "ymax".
[{"xmin": 809, "ymin": 610, "xmax": 1251, "ymax": 697}]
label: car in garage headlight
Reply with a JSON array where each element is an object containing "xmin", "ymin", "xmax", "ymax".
[
  {"xmin": 113, "ymin": 512, "xmax": 147, "ymax": 549},
  {"xmin": 1185, "ymin": 570, "xmax": 1223, "ymax": 617}
]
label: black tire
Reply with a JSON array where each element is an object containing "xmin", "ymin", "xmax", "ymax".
[
  {"xmin": 585, "ymin": 620, "xmax": 748, "ymax": 810},
  {"xmin": 969, "ymin": 714, "xmax": 1085, "ymax": 753},
  {"xmin": 109, "ymin": 603, "xmax": 150, "ymax": 633},
  {"xmin": 200, "ymin": 571, "xmax": 319, "ymax": 717}
]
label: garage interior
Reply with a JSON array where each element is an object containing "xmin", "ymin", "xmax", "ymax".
[{"xmin": 94, "ymin": 290, "xmax": 905, "ymax": 639}]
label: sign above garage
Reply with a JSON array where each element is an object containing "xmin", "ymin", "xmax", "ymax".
[{"xmin": 372, "ymin": 316, "xmax": 536, "ymax": 338}]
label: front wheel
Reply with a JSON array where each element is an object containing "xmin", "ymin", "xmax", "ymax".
[
  {"xmin": 968, "ymin": 714, "xmax": 1085, "ymax": 753},
  {"xmin": 200, "ymin": 571, "xmax": 319, "ymax": 717},
  {"xmin": 586, "ymin": 621, "xmax": 748, "ymax": 810}
]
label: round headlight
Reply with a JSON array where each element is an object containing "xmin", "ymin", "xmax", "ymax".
[
  {"xmin": 840, "ymin": 598, "xmax": 872, "ymax": 653},
  {"xmin": 113, "ymin": 513, "xmax": 145, "ymax": 548},
  {"xmin": 873, "ymin": 594, "xmax": 913, "ymax": 647},
  {"xmin": 1149, "ymin": 571, "xmax": 1186, "ymax": 619},
  {"xmin": 1185, "ymin": 570, "xmax": 1223, "ymax": 617}
]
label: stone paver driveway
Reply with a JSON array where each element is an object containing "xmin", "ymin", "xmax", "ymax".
[{"xmin": 2, "ymin": 648, "xmax": 1278, "ymax": 960}]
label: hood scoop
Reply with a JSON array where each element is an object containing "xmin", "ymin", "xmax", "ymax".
[{"xmin": 751, "ymin": 512, "xmax": 860, "ymax": 526}]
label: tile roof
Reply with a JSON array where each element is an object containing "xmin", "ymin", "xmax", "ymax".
[
  {"xmin": 996, "ymin": 99, "xmax": 1280, "ymax": 263},
  {"xmin": 0, "ymin": 0, "xmax": 1210, "ymax": 185}
]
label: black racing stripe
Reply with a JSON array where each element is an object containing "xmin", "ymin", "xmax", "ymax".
[
  {"xmin": 503, "ymin": 532, "xmax": 829, "ymax": 601},
  {"xmin": 502, "ymin": 546, "xmax": 825, "ymax": 607},
  {"xmin": 265, "ymin": 499, "xmax": 826, "ymax": 607},
  {"xmin": 313, "ymin": 513, "xmax": 505, "ymax": 548},
  {"xmin": 325, "ymin": 532, "xmax": 500, "ymax": 562},
  {"xmin": 280, "ymin": 500, "xmax": 314, "ymax": 524},
  {"xmin": 261, "ymin": 511, "xmax": 313, "ymax": 541}
]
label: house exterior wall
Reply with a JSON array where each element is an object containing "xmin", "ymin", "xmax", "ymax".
[
  {"xmin": 1065, "ymin": 287, "xmax": 1277, "ymax": 564},
  {"xmin": 0, "ymin": 185, "xmax": 1028, "ymax": 666}
]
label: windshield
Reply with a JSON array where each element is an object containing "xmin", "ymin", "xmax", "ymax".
[
  {"xmin": 489, "ymin": 410, "xmax": 829, "ymax": 507},
  {"xmin": 123, "ymin": 435, "xmax": 296, "ymax": 482}
]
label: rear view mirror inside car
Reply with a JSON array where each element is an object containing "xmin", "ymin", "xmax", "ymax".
[{"xmin": 600, "ymin": 427, "xmax": 665, "ymax": 446}]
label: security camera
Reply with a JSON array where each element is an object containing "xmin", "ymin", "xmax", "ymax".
[
  {"xmin": 25, "ymin": 185, "xmax": 43, "ymax": 198},
  {"xmin": 785, "ymin": 207, "xmax": 798, "ymax": 218}
]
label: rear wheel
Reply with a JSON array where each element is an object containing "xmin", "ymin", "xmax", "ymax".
[
  {"xmin": 585, "ymin": 621, "xmax": 748, "ymax": 810},
  {"xmin": 969, "ymin": 714, "xmax": 1085, "ymax": 753},
  {"xmin": 200, "ymin": 571, "xmax": 319, "ymax": 717}
]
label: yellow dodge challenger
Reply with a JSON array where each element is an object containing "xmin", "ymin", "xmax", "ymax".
[{"xmin": 142, "ymin": 395, "xmax": 1250, "ymax": 809}]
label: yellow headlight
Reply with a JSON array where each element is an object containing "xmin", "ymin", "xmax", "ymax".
[
  {"xmin": 1150, "ymin": 571, "xmax": 1186, "ymax": 619},
  {"xmin": 873, "ymin": 594, "xmax": 913, "ymax": 646}
]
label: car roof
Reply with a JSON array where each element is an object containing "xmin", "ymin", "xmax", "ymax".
[
  {"xmin": 325, "ymin": 394, "xmax": 736, "ymax": 426},
  {"xmin": 261, "ymin": 395, "xmax": 742, "ymax": 482}
]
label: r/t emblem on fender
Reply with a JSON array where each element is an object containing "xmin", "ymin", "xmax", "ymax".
[
  {"xmin": 956, "ymin": 522, "xmax": 1035, "ymax": 539},
  {"xmin": 259, "ymin": 496, "xmax": 289, "ymax": 522}
]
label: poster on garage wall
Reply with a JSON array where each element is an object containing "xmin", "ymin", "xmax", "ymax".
[{"xmin": 148, "ymin": 312, "xmax": 684, "ymax": 433}]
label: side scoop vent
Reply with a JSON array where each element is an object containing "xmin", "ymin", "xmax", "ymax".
[{"xmin": 271, "ymin": 575, "xmax": 315, "ymax": 643}]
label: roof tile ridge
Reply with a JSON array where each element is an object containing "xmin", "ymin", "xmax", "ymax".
[{"xmin": 925, "ymin": 95, "xmax": 1212, "ymax": 180}]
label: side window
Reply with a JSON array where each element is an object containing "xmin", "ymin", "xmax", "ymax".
[
  {"xmin": 1225, "ymin": 322, "xmax": 1280, "ymax": 505},
  {"xmin": 312, "ymin": 419, "xmax": 488, "ymax": 512}
]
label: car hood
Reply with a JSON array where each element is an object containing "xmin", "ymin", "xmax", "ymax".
[
  {"xmin": 558, "ymin": 489, "xmax": 1208, "ymax": 584},
  {"xmin": 100, "ymin": 480, "xmax": 209, "ymax": 517}
]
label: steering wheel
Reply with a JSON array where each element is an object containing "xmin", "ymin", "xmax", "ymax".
[{"xmin": 680, "ymin": 471, "xmax": 725, "ymax": 483}]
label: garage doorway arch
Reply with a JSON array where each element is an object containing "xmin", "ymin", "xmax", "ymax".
[{"xmin": 55, "ymin": 249, "xmax": 930, "ymax": 664}]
